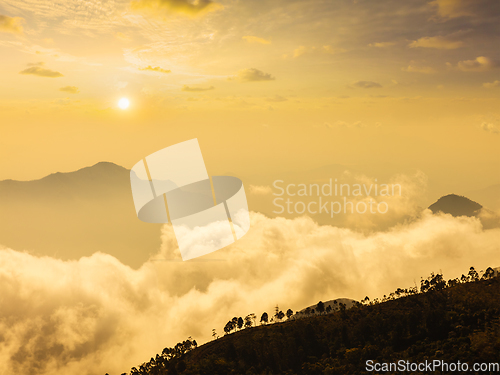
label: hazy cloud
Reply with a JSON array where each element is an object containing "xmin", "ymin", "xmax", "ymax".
[
  {"xmin": 242, "ymin": 36, "xmax": 271, "ymax": 44},
  {"xmin": 352, "ymin": 81, "xmax": 382, "ymax": 89},
  {"xmin": 265, "ymin": 95, "xmax": 287, "ymax": 102},
  {"xmin": 368, "ymin": 42, "xmax": 395, "ymax": 48},
  {"xmin": 115, "ymin": 32, "xmax": 131, "ymax": 42},
  {"xmin": 450, "ymin": 56, "xmax": 499, "ymax": 72},
  {"xmin": 402, "ymin": 64, "xmax": 437, "ymax": 74},
  {"xmin": 59, "ymin": 86, "xmax": 80, "ymax": 94},
  {"xmin": 0, "ymin": 14, "xmax": 24, "ymax": 34},
  {"xmin": 481, "ymin": 122, "xmax": 500, "ymax": 134},
  {"xmin": 326, "ymin": 120, "xmax": 365, "ymax": 129},
  {"xmin": 139, "ymin": 65, "xmax": 171, "ymax": 74},
  {"xmin": 249, "ymin": 185, "xmax": 272, "ymax": 195},
  {"xmin": 291, "ymin": 45, "xmax": 344, "ymax": 58},
  {"xmin": 409, "ymin": 36, "xmax": 464, "ymax": 50},
  {"xmin": 483, "ymin": 80, "xmax": 500, "ymax": 88},
  {"xmin": 131, "ymin": 0, "xmax": 222, "ymax": 16},
  {"xmin": 233, "ymin": 68, "xmax": 275, "ymax": 82},
  {"xmin": 19, "ymin": 66, "xmax": 63, "ymax": 78},
  {"xmin": 181, "ymin": 85, "xmax": 214, "ymax": 92},
  {"xmin": 431, "ymin": 0, "xmax": 500, "ymax": 18},
  {"xmin": 322, "ymin": 45, "xmax": 345, "ymax": 54}
]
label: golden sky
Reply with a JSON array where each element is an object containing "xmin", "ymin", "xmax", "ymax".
[
  {"xmin": 1, "ymin": 2, "xmax": 500, "ymax": 374},
  {"xmin": 0, "ymin": 0, "xmax": 499, "ymax": 194}
]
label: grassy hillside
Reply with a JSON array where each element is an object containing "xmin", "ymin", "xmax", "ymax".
[{"xmin": 122, "ymin": 267, "xmax": 500, "ymax": 375}]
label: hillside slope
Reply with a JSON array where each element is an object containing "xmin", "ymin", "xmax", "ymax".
[{"xmin": 125, "ymin": 269, "xmax": 500, "ymax": 375}]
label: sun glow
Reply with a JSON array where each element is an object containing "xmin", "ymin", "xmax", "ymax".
[{"xmin": 118, "ymin": 98, "xmax": 130, "ymax": 110}]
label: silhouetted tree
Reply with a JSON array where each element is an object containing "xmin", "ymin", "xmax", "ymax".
[
  {"xmin": 277, "ymin": 310, "xmax": 285, "ymax": 321},
  {"xmin": 249, "ymin": 313, "xmax": 256, "ymax": 326},
  {"xmin": 237, "ymin": 317, "xmax": 244, "ymax": 330},
  {"xmin": 260, "ymin": 312, "xmax": 268, "ymax": 325},
  {"xmin": 482, "ymin": 267, "xmax": 496, "ymax": 280},
  {"xmin": 244, "ymin": 315, "xmax": 253, "ymax": 328},
  {"xmin": 224, "ymin": 321, "xmax": 234, "ymax": 335},
  {"xmin": 316, "ymin": 301, "xmax": 325, "ymax": 314},
  {"xmin": 326, "ymin": 305, "xmax": 332, "ymax": 313},
  {"xmin": 286, "ymin": 309, "xmax": 293, "ymax": 319},
  {"xmin": 212, "ymin": 329, "xmax": 218, "ymax": 340},
  {"xmin": 469, "ymin": 266, "xmax": 479, "ymax": 282}
]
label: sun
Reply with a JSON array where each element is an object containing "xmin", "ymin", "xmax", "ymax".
[{"xmin": 118, "ymin": 98, "xmax": 130, "ymax": 110}]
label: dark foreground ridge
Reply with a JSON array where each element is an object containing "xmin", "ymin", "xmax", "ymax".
[{"xmin": 117, "ymin": 267, "xmax": 500, "ymax": 375}]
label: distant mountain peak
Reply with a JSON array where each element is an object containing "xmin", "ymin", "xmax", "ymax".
[
  {"xmin": 429, "ymin": 194, "xmax": 482, "ymax": 217},
  {"xmin": 90, "ymin": 161, "xmax": 127, "ymax": 169}
]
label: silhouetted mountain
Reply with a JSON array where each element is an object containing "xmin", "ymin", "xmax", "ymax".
[
  {"xmin": 428, "ymin": 194, "xmax": 482, "ymax": 217},
  {"xmin": 126, "ymin": 268, "xmax": 500, "ymax": 375},
  {"xmin": 0, "ymin": 162, "xmax": 162, "ymax": 268}
]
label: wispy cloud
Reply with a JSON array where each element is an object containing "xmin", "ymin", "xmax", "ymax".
[
  {"xmin": 431, "ymin": 0, "xmax": 499, "ymax": 18},
  {"xmin": 409, "ymin": 36, "xmax": 464, "ymax": 50},
  {"xmin": 402, "ymin": 64, "xmax": 437, "ymax": 74},
  {"xmin": 0, "ymin": 14, "xmax": 24, "ymax": 34},
  {"xmin": 131, "ymin": 0, "xmax": 222, "ymax": 16},
  {"xmin": 182, "ymin": 85, "xmax": 214, "ymax": 92},
  {"xmin": 115, "ymin": 32, "xmax": 132, "ymax": 42},
  {"xmin": 481, "ymin": 122, "xmax": 499, "ymax": 134},
  {"xmin": 325, "ymin": 120, "xmax": 366, "ymax": 129},
  {"xmin": 249, "ymin": 185, "xmax": 272, "ymax": 195},
  {"xmin": 352, "ymin": 81, "xmax": 382, "ymax": 89},
  {"xmin": 265, "ymin": 95, "xmax": 287, "ymax": 102},
  {"xmin": 19, "ymin": 65, "xmax": 63, "ymax": 78},
  {"xmin": 368, "ymin": 42, "xmax": 396, "ymax": 48},
  {"xmin": 59, "ymin": 86, "xmax": 80, "ymax": 94},
  {"xmin": 139, "ymin": 65, "xmax": 171, "ymax": 73},
  {"xmin": 290, "ymin": 45, "xmax": 345, "ymax": 58},
  {"xmin": 232, "ymin": 68, "xmax": 275, "ymax": 82},
  {"xmin": 242, "ymin": 36, "xmax": 271, "ymax": 44},
  {"xmin": 448, "ymin": 56, "xmax": 499, "ymax": 72},
  {"xmin": 483, "ymin": 80, "xmax": 500, "ymax": 88}
]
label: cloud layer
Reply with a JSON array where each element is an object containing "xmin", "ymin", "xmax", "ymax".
[{"xmin": 1, "ymin": 211, "xmax": 500, "ymax": 374}]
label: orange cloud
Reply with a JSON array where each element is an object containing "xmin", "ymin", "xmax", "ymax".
[
  {"xmin": 59, "ymin": 86, "xmax": 80, "ymax": 94},
  {"xmin": 0, "ymin": 14, "xmax": 24, "ymax": 34},
  {"xmin": 232, "ymin": 68, "xmax": 275, "ymax": 82},
  {"xmin": 409, "ymin": 36, "xmax": 464, "ymax": 50},
  {"xmin": 131, "ymin": 0, "xmax": 222, "ymax": 16},
  {"xmin": 19, "ymin": 66, "xmax": 63, "ymax": 78},
  {"xmin": 139, "ymin": 65, "xmax": 171, "ymax": 73}
]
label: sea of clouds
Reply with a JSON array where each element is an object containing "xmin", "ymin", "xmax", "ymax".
[{"xmin": 1, "ymin": 210, "xmax": 500, "ymax": 374}]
